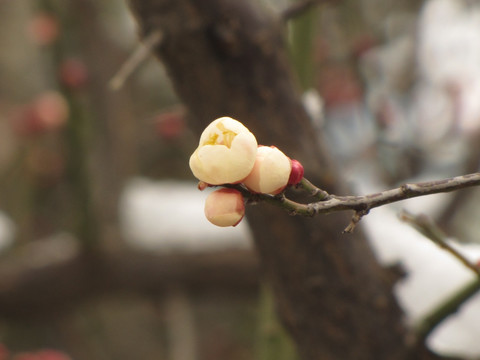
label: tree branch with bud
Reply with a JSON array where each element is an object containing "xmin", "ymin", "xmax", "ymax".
[
  {"xmin": 230, "ymin": 173, "xmax": 480, "ymax": 233},
  {"xmin": 259, "ymin": 173, "xmax": 480, "ymax": 232},
  {"xmin": 190, "ymin": 117, "xmax": 480, "ymax": 233}
]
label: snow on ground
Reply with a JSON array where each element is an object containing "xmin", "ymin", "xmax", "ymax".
[
  {"xmin": 120, "ymin": 174, "xmax": 480, "ymax": 357},
  {"xmin": 119, "ymin": 178, "xmax": 252, "ymax": 253},
  {"xmin": 352, "ymin": 169, "xmax": 480, "ymax": 359}
]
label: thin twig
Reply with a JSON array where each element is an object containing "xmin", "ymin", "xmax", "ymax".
[
  {"xmin": 297, "ymin": 178, "xmax": 330, "ymax": 200},
  {"xmin": 400, "ymin": 210, "xmax": 480, "ymax": 276},
  {"xmin": 233, "ymin": 172, "xmax": 480, "ymax": 232},
  {"xmin": 109, "ymin": 30, "xmax": 163, "ymax": 90},
  {"xmin": 309, "ymin": 173, "xmax": 480, "ymax": 215},
  {"xmin": 343, "ymin": 209, "xmax": 369, "ymax": 233}
]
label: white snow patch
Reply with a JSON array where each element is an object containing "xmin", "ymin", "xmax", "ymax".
[
  {"xmin": 119, "ymin": 178, "xmax": 252, "ymax": 253},
  {"xmin": 353, "ymin": 172, "xmax": 480, "ymax": 358}
]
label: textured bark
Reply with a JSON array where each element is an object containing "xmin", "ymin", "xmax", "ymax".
[{"xmin": 127, "ymin": 1, "xmax": 452, "ymax": 359}]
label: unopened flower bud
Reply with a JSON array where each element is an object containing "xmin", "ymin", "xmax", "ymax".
[
  {"xmin": 28, "ymin": 13, "xmax": 60, "ymax": 46},
  {"xmin": 59, "ymin": 58, "xmax": 88, "ymax": 90},
  {"xmin": 288, "ymin": 159, "xmax": 304, "ymax": 185},
  {"xmin": 204, "ymin": 188, "xmax": 245, "ymax": 227},
  {"xmin": 243, "ymin": 146, "xmax": 292, "ymax": 195},
  {"xmin": 189, "ymin": 117, "xmax": 257, "ymax": 185},
  {"xmin": 197, "ymin": 181, "xmax": 209, "ymax": 191},
  {"xmin": 11, "ymin": 91, "xmax": 69, "ymax": 136},
  {"xmin": 34, "ymin": 91, "xmax": 69, "ymax": 130}
]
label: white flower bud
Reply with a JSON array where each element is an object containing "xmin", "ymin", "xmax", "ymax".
[
  {"xmin": 189, "ymin": 117, "xmax": 257, "ymax": 185},
  {"xmin": 204, "ymin": 188, "xmax": 245, "ymax": 227},
  {"xmin": 243, "ymin": 146, "xmax": 292, "ymax": 195}
]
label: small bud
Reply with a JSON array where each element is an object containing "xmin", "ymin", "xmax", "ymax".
[
  {"xmin": 204, "ymin": 188, "xmax": 245, "ymax": 227},
  {"xmin": 59, "ymin": 58, "xmax": 88, "ymax": 90},
  {"xmin": 34, "ymin": 91, "xmax": 69, "ymax": 130},
  {"xmin": 197, "ymin": 181, "xmax": 208, "ymax": 191},
  {"xmin": 189, "ymin": 117, "xmax": 257, "ymax": 185},
  {"xmin": 288, "ymin": 159, "xmax": 304, "ymax": 185},
  {"xmin": 243, "ymin": 146, "xmax": 291, "ymax": 195},
  {"xmin": 28, "ymin": 13, "xmax": 60, "ymax": 46},
  {"xmin": 11, "ymin": 91, "xmax": 69, "ymax": 137},
  {"xmin": 154, "ymin": 109, "xmax": 186, "ymax": 140}
]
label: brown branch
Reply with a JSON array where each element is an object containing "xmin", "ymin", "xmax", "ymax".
[
  {"xmin": 296, "ymin": 177, "xmax": 330, "ymax": 200},
  {"xmin": 236, "ymin": 172, "xmax": 480, "ymax": 232},
  {"xmin": 0, "ymin": 246, "xmax": 258, "ymax": 320},
  {"xmin": 109, "ymin": 30, "xmax": 164, "ymax": 90},
  {"xmin": 128, "ymin": 0, "xmax": 446, "ymax": 358},
  {"xmin": 308, "ymin": 172, "xmax": 480, "ymax": 214},
  {"xmin": 343, "ymin": 209, "xmax": 369, "ymax": 234}
]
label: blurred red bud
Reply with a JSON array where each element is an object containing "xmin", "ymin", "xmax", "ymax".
[
  {"xmin": 154, "ymin": 110, "xmax": 186, "ymax": 140},
  {"xmin": 12, "ymin": 92, "xmax": 69, "ymax": 137},
  {"xmin": 28, "ymin": 13, "xmax": 59, "ymax": 46},
  {"xmin": 0, "ymin": 344, "xmax": 9, "ymax": 360},
  {"xmin": 59, "ymin": 58, "xmax": 88, "ymax": 89}
]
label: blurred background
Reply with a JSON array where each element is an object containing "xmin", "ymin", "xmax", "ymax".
[{"xmin": 1, "ymin": 0, "xmax": 480, "ymax": 359}]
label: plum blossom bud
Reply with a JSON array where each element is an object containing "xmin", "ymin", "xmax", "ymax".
[
  {"xmin": 28, "ymin": 13, "xmax": 60, "ymax": 46},
  {"xmin": 204, "ymin": 188, "xmax": 245, "ymax": 227},
  {"xmin": 288, "ymin": 159, "xmax": 304, "ymax": 185},
  {"xmin": 189, "ymin": 117, "xmax": 257, "ymax": 185},
  {"xmin": 11, "ymin": 91, "xmax": 69, "ymax": 136},
  {"xmin": 243, "ymin": 146, "xmax": 292, "ymax": 195}
]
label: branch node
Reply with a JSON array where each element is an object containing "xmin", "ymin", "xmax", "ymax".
[
  {"xmin": 343, "ymin": 209, "xmax": 369, "ymax": 234},
  {"xmin": 299, "ymin": 178, "xmax": 330, "ymax": 200},
  {"xmin": 400, "ymin": 183, "xmax": 415, "ymax": 195}
]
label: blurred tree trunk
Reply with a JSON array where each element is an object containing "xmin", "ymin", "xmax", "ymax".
[{"xmin": 128, "ymin": 0, "xmax": 453, "ymax": 359}]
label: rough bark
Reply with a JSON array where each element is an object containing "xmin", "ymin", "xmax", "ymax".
[{"xmin": 127, "ymin": 0, "xmax": 451, "ymax": 359}]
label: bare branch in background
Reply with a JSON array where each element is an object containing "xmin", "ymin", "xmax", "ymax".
[{"xmin": 109, "ymin": 30, "xmax": 163, "ymax": 90}]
